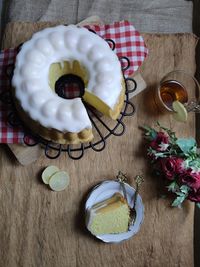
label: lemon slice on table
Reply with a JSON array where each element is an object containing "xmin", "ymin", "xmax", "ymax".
[
  {"xmin": 49, "ymin": 171, "xmax": 70, "ymax": 191},
  {"xmin": 42, "ymin": 165, "xmax": 59, "ymax": 184},
  {"xmin": 172, "ymin": 100, "xmax": 188, "ymax": 123}
]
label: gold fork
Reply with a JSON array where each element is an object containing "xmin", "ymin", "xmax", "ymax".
[{"xmin": 129, "ymin": 175, "xmax": 144, "ymax": 229}]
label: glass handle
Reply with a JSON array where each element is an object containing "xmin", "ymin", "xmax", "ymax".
[
  {"xmin": 184, "ymin": 100, "xmax": 200, "ymax": 113},
  {"xmin": 191, "ymin": 105, "xmax": 200, "ymax": 113}
]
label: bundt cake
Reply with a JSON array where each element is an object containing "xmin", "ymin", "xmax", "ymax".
[{"xmin": 12, "ymin": 25, "xmax": 125, "ymax": 144}]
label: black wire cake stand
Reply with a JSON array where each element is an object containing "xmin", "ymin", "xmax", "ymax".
[{"xmin": 0, "ymin": 35, "xmax": 136, "ymax": 160}]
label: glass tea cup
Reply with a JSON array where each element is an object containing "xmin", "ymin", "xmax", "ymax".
[{"xmin": 155, "ymin": 70, "xmax": 200, "ymax": 115}]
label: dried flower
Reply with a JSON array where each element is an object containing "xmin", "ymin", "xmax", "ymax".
[
  {"xmin": 149, "ymin": 132, "xmax": 169, "ymax": 152},
  {"xmin": 160, "ymin": 157, "xmax": 184, "ymax": 180},
  {"xmin": 143, "ymin": 123, "xmax": 200, "ymax": 208}
]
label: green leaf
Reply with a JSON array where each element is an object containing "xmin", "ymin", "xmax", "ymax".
[
  {"xmin": 172, "ymin": 195, "xmax": 186, "ymax": 207},
  {"xmin": 176, "ymin": 138, "xmax": 196, "ymax": 154},
  {"xmin": 196, "ymin": 203, "xmax": 200, "ymax": 209},
  {"xmin": 175, "ymin": 191, "xmax": 185, "ymax": 197},
  {"xmin": 155, "ymin": 170, "xmax": 161, "ymax": 176},
  {"xmin": 154, "ymin": 152, "xmax": 167, "ymax": 158},
  {"xmin": 171, "ymin": 185, "xmax": 190, "ymax": 207},
  {"xmin": 180, "ymin": 185, "xmax": 190, "ymax": 194},
  {"xmin": 160, "ymin": 194, "xmax": 167, "ymax": 199},
  {"xmin": 182, "ymin": 157, "xmax": 200, "ymax": 173},
  {"xmin": 156, "ymin": 122, "xmax": 177, "ymax": 141},
  {"xmin": 183, "ymin": 159, "xmax": 190, "ymax": 169},
  {"xmin": 167, "ymin": 181, "xmax": 179, "ymax": 193},
  {"xmin": 145, "ymin": 129, "xmax": 157, "ymax": 140},
  {"xmin": 142, "ymin": 125, "xmax": 153, "ymax": 132},
  {"xmin": 147, "ymin": 147, "xmax": 156, "ymax": 155},
  {"xmin": 142, "ymin": 125, "xmax": 157, "ymax": 140}
]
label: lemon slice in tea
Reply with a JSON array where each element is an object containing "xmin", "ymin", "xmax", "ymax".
[
  {"xmin": 42, "ymin": 165, "xmax": 59, "ymax": 184},
  {"xmin": 49, "ymin": 171, "xmax": 70, "ymax": 191},
  {"xmin": 172, "ymin": 100, "xmax": 188, "ymax": 122}
]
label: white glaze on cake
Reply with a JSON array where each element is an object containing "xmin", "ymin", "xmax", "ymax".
[{"xmin": 12, "ymin": 25, "xmax": 122, "ymax": 133}]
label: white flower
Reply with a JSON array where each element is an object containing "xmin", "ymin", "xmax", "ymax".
[{"xmin": 158, "ymin": 142, "xmax": 169, "ymax": 151}]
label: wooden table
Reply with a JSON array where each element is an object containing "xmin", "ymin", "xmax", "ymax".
[{"xmin": 0, "ymin": 23, "xmax": 198, "ymax": 267}]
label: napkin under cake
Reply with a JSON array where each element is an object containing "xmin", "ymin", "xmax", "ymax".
[{"xmin": 86, "ymin": 193, "xmax": 130, "ymax": 235}]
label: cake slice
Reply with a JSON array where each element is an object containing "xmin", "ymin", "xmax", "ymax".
[{"xmin": 86, "ymin": 193, "xmax": 130, "ymax": 235}]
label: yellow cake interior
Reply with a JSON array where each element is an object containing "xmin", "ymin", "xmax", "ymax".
[
  {"xmin": 87, "ymin": 192, "xmax": 130, "ymax": 235},
  {"xmin": 49, "ymin": 60, "xmax": 89, "ymax": 90},
  {"xmin": 49, "ymin": 61, "xmax": 125, "ymax": 120},
  {"xmin": 14, "ymin": 60, "xmax": 125, "ymax": 145}
]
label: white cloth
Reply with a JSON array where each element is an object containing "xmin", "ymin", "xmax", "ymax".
[{"xmin": 6, "ymin": 0, "xmax": 193, "ymax": 33}]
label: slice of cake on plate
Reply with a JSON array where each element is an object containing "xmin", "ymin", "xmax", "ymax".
[{"xmin": 86, "ymin": 193, "xmax": 130, "ymax": 235}]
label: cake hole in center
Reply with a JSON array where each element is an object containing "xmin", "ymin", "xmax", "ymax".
[{"xmin": 55, "ymin": 74, "xmax": 85, "ymax": 99}]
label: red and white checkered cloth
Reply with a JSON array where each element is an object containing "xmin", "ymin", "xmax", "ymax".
[{"xmin": 0, "ymin": 20, "xmax": 148, "ymax": 144}]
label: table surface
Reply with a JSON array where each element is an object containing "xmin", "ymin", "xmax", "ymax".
[{"xmin": 0, "ymin": 22, "xmax": 198, "ymax": 267}]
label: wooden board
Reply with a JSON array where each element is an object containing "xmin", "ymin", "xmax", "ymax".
[{"xmin": 0, "ymin": 22, "xmax": 198, "ymax": 267}]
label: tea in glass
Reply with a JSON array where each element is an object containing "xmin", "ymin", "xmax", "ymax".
[
  {"xmin": 159, "ymin": 80, "xmax": 188, "ymax": 111},
  {"xmin": 155, "ymin": 70, "xmax": 200, "ymax": 113}
]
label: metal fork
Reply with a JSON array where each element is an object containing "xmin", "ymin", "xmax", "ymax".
[
  {"xmin": 129, "ymin": 175, "xmax": 144, "ymax": 229},
  {"xmin": 116, "ymin": 171, "xmax": 128, "ymax": 202},
  {"xmin": 117, "ymin": 172, "xmax": 144, "ymax": 230}
]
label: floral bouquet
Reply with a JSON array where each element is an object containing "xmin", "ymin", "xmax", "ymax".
[{"xmin": 143, "ymin": 122, "xmax": 200, "ymax": 207}]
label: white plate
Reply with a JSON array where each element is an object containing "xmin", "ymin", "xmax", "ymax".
[{"xmin": 85, "ymin": 180, "xmax": 144, "ymax": 243}]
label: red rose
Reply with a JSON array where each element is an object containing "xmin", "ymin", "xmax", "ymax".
[
  {"xmin": 149, "ymin": 132, "xmax": 169, "ymax": 152},
  {"xmin": 147, "ymin": 151, "xmax": 157, "ymax": 161},
  {"xmin": 160, "ymin": 157, "xmax": 184, "ymax": 180},
  {"xmin": 174, "ymin": 158, "xmax": 184, "ymax": 174},
  {"xmin": 180, "ymin": 169, "xmax": 200, "ymax": 191},
  {"xmin": 188, "ymin": 187, "xmax": 200, "ymax": 203}
]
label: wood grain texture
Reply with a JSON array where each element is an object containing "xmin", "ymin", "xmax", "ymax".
[
  {"xmin": 0, "ymin": 22, "xmax": 198, "ymax": 267},
  {"xmin": 7, "ymin": 144, "xmax": 42, "ymax": 165}
]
